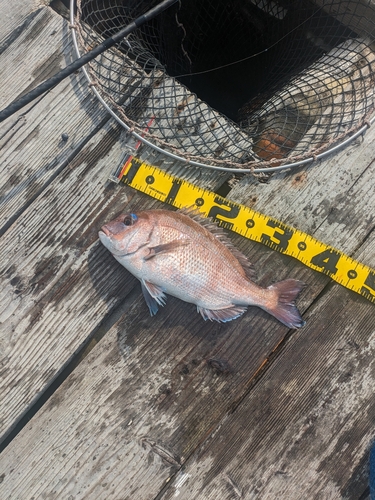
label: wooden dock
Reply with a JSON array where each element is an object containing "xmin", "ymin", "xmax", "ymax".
[{"xmin": 0, "ymin": 1, "xmax": 374, "ymax": 498}]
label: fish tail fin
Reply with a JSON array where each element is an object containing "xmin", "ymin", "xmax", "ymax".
[{"xmin": 266, "ymin": 279, "xmax": 305, "ymax": 328}]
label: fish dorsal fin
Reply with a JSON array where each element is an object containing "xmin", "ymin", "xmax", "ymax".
[{"xmin": 178, "ymin": 207, "xmax": 256, "ymax": 280}]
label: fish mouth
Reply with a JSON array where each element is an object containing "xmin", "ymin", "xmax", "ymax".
[{"xmin": 100, "ymin": 225, "xmax": 111, "ymax": 237}]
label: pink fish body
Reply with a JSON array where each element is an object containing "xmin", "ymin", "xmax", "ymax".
[{"xmin": 98, "ymin": 208, "xmax": 305, "ymax": 327}]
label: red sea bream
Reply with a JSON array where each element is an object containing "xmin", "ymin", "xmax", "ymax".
[{"xmin": 98, "ymin": 208, "xmax": 305, "ymax": 327}]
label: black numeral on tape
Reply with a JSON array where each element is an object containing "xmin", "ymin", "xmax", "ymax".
[
  {"xmin": 208, "ymin": 197, "xmax": 240, "ymax": 230},
  {"xmin": 361, "ymin": 271, "xmax": 375, "ymax": 301},
  {"xmin": 261, "ymin": 220, "xmax": 294, "ymax": 252},
  {"xmin": 310, "ymin": 249, "xmax": 341, "ymax": 275}
]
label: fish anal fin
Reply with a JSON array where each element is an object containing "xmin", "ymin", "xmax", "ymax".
[
  {"xmin": 141, "ymin": 279, "xmax": 167, "ymax": 316},
  {"xmin": 144, "ymin": 239, "xmax": 190, "ymax": 260},
  {"xmin": 197, "ymin": 305, "xmax": 247, "ymax": 323}
]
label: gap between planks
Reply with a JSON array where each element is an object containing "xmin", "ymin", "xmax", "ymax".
[
  {"xmin": 0, "ymin": 2, "xmax": 374, "ymax": 497},
  {"xmin": 0, "ymin": 139, "xmax": 374, "ymax": 497},
  {"xmin": 0, "ymin": 2, "xmax": 235, "ymax": 450},
  {"xmin": 158, "ymin": 231, "xmax": 375, "ymax": 500}
]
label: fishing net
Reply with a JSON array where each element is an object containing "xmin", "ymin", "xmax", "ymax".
[{"xmin": 72, "ymin": 0, "xmax": 375, "ymax": 171}]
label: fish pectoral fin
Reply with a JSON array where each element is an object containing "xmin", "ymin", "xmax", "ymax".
[
  {"xmin": 144, "ymin": 239, "xmax": 190, "ymax": 260},
  {"xmin": 141, "ymin": 279, "xmax": 167, "ymax": 316},
  {"xmin": 197, "ymin": 305, "xmax": 247, "ymax": 323}
]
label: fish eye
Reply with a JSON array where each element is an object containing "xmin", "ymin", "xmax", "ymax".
[
  {"xmin": 123, "ymin": 215, "xmax": 133, "ymax": 226},
  {"xmin": 123, "ymin": 213, "xmax": 137, "ymax": 226}
]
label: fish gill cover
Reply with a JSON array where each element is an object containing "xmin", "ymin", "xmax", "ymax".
[{"xmin": 73, "ymin": 0, "xmax": 375, "ymax": 171}]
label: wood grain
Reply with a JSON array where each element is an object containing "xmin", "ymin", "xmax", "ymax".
[
  {"xmin": 0, "ymin": 7, "xmax": 125, "ymax": 232},
  {"xmin": 0, "ymin": 118, "xmax": 147, "ymax": 439},
  {"xmin": 0, "ymin": 3, "xmax": 237, "ymax": 444},
  {"xmin": 1, "ymin": 127, "xmax": 374, "ymax": 496},
  {"xmin": 0, "ymin": 250, "xmax": 311, "ymax": 499},
  {"xmin": 0, "ymin": 0, "xmax": 39, "ymax": 48},
  {"xmin": 1, "ymin": 7, "xmax": 67, "ymax": 108},
  {"xmin": 159, "ymin": 230, "xmax": 375, "ymax": 500},
  {"xmin": 0, "ymin": 2, "xmax": 375, "ymax": 498}
]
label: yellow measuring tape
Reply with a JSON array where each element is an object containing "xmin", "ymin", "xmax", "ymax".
[{"xmin": 117, "ymin": 157, "xmax": 375, "ymax": 304}]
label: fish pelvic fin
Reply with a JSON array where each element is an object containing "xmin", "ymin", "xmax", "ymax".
[
  {"xmin": 197, "ymin": 305, "xmax": 247, "ymax": 323},
  {"xmin": 266, "ymin": 279, "xmax": 305, "ymax": 328},
  {"xmin": 141, "ymin": 279, "xmax": 167, "ymax": 316}
]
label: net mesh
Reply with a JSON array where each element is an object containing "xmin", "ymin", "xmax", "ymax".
[{"xmin": 74, "ymin": 0, "xmax": 375, "ymax": 169}]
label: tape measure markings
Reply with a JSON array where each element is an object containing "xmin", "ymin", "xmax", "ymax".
[{"xmin": 119, "ymin": 157, "xmax": 375, "ymax": 304}]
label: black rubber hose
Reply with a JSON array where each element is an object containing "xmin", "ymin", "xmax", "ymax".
[{"xmin": 0, "ymin": 0, "xmax": 178, "ymax": 123}]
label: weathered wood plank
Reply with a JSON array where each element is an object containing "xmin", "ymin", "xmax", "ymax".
[
  {"xmin": 0, "ymin": 0, "xmax": 40, "ymax": 48},
  {"xmin": 1, "ymin": 125, "xmax": 374, "ymax": 497},
  {"xmin": 0, "ymin": 6, "xmax": 114, "ymax": 231},
  {"xmin": 0, "ymin": 6, "xmax": 163, "ymax": 237},
  {"xmin": 0, "ymin": 7, "xmax": 69, "ymax": 108},
  {"xmin": 0, "ymin": 1, "xmax": 241, "ymax": 444},
  {"xmin": 228, "ymin": 123, "xmax": 375, "ymax": 252},
  {"xmin": 146, "ymin": 104, "xmax": 375, "ymax": 499},
  {"xmin": 0, "ymin": 251, "xmax": 312, "ymax": 499},
  {"xmin": 0, "ymin": 4, "xmax": 232, "ymax": 236},
  {"xmin": 0, "ymin": 118, "xmax": 143, "ymax": 440},
  {"xmin": 158, "ymin": 230, "xmax": 375, "ymax": 500},
  {"xmin": 0, "ymin": 4, "xmax": 375, "ymax": 499},
  {"xmin": 0, "ymin": 109, "xmax": 232, "ymax": 442}
]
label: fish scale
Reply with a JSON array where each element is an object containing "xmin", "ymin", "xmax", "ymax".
[{"xmin": 99, "ymin": 208, "xmax": 305, "ymax": 328}]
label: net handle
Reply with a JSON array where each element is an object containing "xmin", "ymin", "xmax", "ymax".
[{"xmin": 0, "ymin": 0, "xmax": 179, "ymax": 123}]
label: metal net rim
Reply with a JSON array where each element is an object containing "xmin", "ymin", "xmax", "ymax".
[{"xmin": 69, "ymin": 0, "xmax": 375, "ymax": 174}]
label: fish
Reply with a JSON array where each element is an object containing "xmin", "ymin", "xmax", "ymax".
[{"xmin": 98, "ymin": 208, "xmax": 305, "ymax": 328}]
